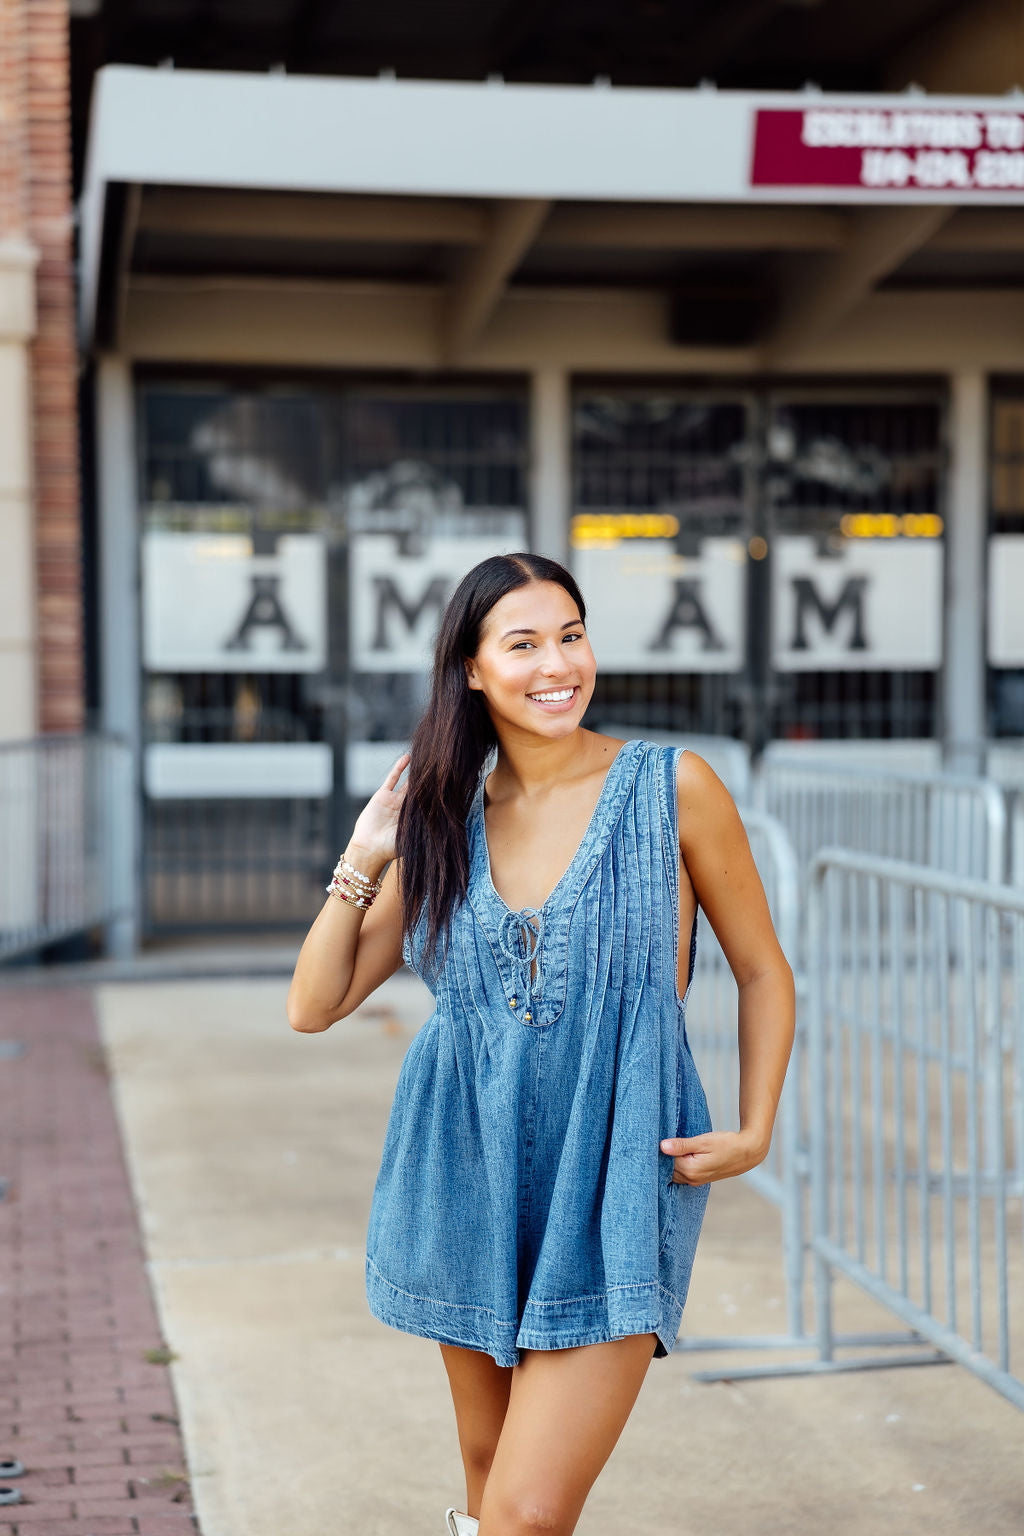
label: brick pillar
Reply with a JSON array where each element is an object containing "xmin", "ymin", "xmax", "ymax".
[
  {"xmin": 1, "ymin": 0, "xmax": 36, "ymax": 737},
  {"xmin": 1, "ymin": 0, "xmax": 84, "ymax": 735}
]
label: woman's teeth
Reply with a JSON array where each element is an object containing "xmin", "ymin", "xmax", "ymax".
[{"xmin": 528, "ymin": 688, "xmax": 576, "ymax": 703}]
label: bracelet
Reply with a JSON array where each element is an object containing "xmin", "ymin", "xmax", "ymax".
[
  {"xmin": 325, "ymin": 852, "xmax": 384, "ymax": 909},
  {"xmin": 340, "ymin": 856, "xmax": 382, "ymax": 893},
  {"xmin": 327, "ymin": 882, "xmax": 374, "ymax": 911}
]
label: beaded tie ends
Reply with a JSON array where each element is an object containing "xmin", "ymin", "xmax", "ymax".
[{"xmin": 497, "ymin": 906, "xmax": 544, "ymax": 1022}]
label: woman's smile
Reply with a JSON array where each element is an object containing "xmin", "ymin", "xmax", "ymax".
[{"xmin": 526, "ymin": 685, "xmax": 580, "ymax": 712}]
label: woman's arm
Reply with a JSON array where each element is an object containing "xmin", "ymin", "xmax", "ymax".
[
  {"xmin": 286, "ymin": 753, "xmax": 410, "ymax": 1034},
  {"xmin": 661, "ymin": 750, "xmax": 796, "ymax": 1185}
]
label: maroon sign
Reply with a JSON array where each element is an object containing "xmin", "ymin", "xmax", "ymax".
[{"xmin": 751, "ymin": 107, "xmax": 1024, "ymax": 192}]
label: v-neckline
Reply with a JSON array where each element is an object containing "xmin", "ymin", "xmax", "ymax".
[{"xmin": 475, "ymin": 739, "xmax": 638, "ymax": 919}]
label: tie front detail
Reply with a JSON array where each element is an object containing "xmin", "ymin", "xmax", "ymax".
[{"xmin": 496, "ymin": 905, "xmax": 545, "ymax": 1020}]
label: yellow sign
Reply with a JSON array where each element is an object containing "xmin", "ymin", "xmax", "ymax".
[
  {"xmin": 571, "ymin": 513, "xmax": 681, "ymax": 548},
  {"xmin": 838, "ymin": 512, "xmax": 943, "ymax": 539}
]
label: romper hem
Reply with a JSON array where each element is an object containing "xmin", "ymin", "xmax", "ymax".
[{"xmin": 366, "ymin": 1254, "xmax": 688, "ymax": 1367}]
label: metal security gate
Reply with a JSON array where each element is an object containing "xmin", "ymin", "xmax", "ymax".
[
  {"xmin": 137, "ymin": 379, "xmax": 528, "ymax": 936},
  {"xmin": 136, "ymin": 376, "xmax": 946, "ymax": 935},
  {"xmin": 573, "ymin": 385, "xmax": 945, "ymax": 755},
  {"xmin": 764, "ymin": 391, "xmax": 943, "ymax": 744},
  {"xmin": 573, "ymin": 390, "xmax": 757, "ymax": 741},
  {"xmin": 988, "ymin": 382, "xmax": 1024, "ymax": 738}
]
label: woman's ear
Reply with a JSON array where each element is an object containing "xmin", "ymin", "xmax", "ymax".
[{"xmin": 464, "ymin": 656, "xmax": 481, "ymax": 691}]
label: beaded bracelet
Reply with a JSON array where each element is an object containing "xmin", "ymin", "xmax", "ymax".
[
  {"xmin": 328, "ymin": 882, "xmax": 373, "ymax": 911},
  {"xmin": 326, "ymin": 853, "xmax": 383, "ymax": 909}
]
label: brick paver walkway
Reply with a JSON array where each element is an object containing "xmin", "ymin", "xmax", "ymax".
[{"xmin": 0, "ymin": 987, "xmax": 200, "ymax": 1536}]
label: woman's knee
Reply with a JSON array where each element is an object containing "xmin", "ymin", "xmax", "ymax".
[{"xmin": 479, "ymin": 1483, "xmax": 577, "ymax": 1536}]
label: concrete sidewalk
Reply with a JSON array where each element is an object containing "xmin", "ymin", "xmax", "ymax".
[
  {"xmin": 5, "ymin": 961, "xmax": 1024, "ymax": 1535},
  {"xmin": 95, "ymin": 966, "xmax": 1024, "ymax": 1536}
]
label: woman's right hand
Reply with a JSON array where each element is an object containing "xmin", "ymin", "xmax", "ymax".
[{"xmin": 347, "ymin": 751, "xmax": 411, "ymax": 866}]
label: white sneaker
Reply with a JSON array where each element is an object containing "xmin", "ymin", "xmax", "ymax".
[{"xmin": 445, "ymin": 1508, "xmax": 480, "ymax": 1536}]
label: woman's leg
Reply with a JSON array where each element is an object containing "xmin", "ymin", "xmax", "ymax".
[
  {"xmin": 439, "ymin": 1343, "xmax": 514, "ymax": 1518},
  {"xmin": 477, "ymin": 1332, "xmax": 658, "ymax": 1536}
]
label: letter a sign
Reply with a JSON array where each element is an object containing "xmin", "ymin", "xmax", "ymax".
[{"xmin": 142, "ymin": 531, "xmax": 327, "ymax": 672}]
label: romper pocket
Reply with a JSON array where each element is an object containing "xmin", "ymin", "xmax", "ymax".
[
  {"xmin": 657, "ymin": 1039, "xmax": 713, "ymax": 1257},
  {"xmin": 677, "ymin": 1041, "xmax": 713, "ymax": 1144}
]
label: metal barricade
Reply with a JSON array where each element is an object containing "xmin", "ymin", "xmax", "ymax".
[
  {"xmin": 941, "ymin": 739, "xmax": 1024, "ymax": 888},
  {"xmin": 801, "ymin": 850, "xmax": 1024, "ymax": 1411},
  {"xmin": 0, "ymin": 734, "xmax": 134, "ymax": 963},
  {"xmin": 755, "ymin": 751, "xmax": 1007, "ymax": 896},
  {"xmin": 1014, "ymin": 797, "xmax": 1024, "ymax": 890}
]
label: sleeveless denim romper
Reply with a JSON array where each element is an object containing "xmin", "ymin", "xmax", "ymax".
[{"xmin": 364, "ymin": 738, "xmax": 713, "ymax": 1366}]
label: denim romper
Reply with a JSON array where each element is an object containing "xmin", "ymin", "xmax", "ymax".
[{"xmin": 364, "ymin": 738, "xmax": 712, "ymax": 1366}]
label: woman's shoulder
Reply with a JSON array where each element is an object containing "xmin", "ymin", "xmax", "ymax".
[{"xmin": 622, "ymin": 738, "xmax": 736, "ymax": 815}]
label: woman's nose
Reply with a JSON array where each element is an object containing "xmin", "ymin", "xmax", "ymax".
[{"xmin": 538, "ymin": 643, "xmax": 573, "ymax": 673}]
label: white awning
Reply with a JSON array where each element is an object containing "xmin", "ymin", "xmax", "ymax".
[{"xmin": 79, "ymin": 64, "xmax": 1024, "ymax": 347}]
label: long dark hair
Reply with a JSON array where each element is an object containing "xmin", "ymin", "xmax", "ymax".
[{"xmin": 396, "ymin": 551, "xmax": 587, "ymax": 976}]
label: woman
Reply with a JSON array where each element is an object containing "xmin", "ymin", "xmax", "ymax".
[{"xmin": 287, "ymin": 552, "xmax": 795, "ymax": 1536}]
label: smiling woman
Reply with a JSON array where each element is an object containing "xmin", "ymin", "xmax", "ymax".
[{"xmin": 286, "ymin": 551, "xmax": 795, "ymax": 1536}]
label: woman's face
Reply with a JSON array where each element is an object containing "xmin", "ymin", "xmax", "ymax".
[{"xmin": 464, "ymin": 579, "xmax": 597, "ymax": 737}]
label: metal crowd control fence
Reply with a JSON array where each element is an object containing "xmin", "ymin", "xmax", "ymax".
[
  {"xmin": 754, "ymin": 754, "xmax": 1007, "ymax": 941},
  {"xmin": 1014, "ymin": 798, "xmax": 1024, "ymax": 890},
  {"xmin": 687, "ymin": 848, "xmax": 1024, "ymax": 1411},
  {"xmin": 802, "ymin": 851, "xmax": 1024, "ymax": 1412},
  {"xmin": 939, "ymin": 739, "xmax": 1024, "ymax": 889},
  {"xmin": 0, "ymin": 734, "xmax": 134, "ymax": 963}
]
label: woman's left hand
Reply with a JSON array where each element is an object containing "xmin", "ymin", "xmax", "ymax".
[{"xmin": 660, "ymin": 1128, "xmax": 768, "ymax": 1186}]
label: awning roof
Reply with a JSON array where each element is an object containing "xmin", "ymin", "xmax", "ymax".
[{"xmin": 79, "ymin": 65, "xmax": 1024, "ymax": 356}]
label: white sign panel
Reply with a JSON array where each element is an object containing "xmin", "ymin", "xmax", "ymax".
[
  {"xmin": 772, "ymin": 535, "xmax": 943, "ymax": 671},
  {"xmin": 988, "ymin": 534, "xmax": 1024, "ymax": 665},
  {"xmin": 144, "ymin": 742, "xmax": 333, "ymax": 799},
  {"xmin": 142, "ymin": 531, "xmax": 327, "ymax": 672},
  {"xmin": 350, "ymin": 534, "xmax": 522, "ymax": 672},
  {"xmin": 572, "ymin": 537, "xmax": 747, "ymax": 673}
]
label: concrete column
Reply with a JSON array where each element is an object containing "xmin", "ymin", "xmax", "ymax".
[
  {"xmin": 0, "ymin": 234, "xmax": 39, "ymax": 741},
  {"xmin": 96, "ymin": 355, "xmax": 141, "ymax": 957},
  {"xmin": 944, "ymin": 370, "xmax": 988, "ymax": 749},
  {"xmin": 529, "ymin": 367, "xmax": 571, "ymax": 563}
]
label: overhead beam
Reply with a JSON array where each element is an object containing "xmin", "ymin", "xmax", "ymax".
[
  {"xmin": 138, "ymin": 188, "xmax": 849, "ymax": 252},
  {"xmin": 138, "ymin": 188, "xmax": 487, "ymax": 244},
  {"xmin": 884, "ymin": 0, "xmax": 1024, "ymax": 95},
  {"xmin": 119, "ymin": 275, "xmax": 1024, "ymax": 373},
  {"xmin": 759, "ymin": 205, "xmax": 954, "ymax": 366},
  {"xmin": 541, "ymin": 204, "xmax": 847, "ymax": 250},
  {"xmin": 444, "ymin": 198, "xmax": 550, "ymax": 362},
  {"xmin": 931, "ymin": 209, "xmax": 1024, "ymax": 251},
  {"xmin": 112, "ymin": 182, "xmax": 141, "ymax": 351}
]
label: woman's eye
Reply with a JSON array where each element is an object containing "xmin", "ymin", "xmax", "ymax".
[{"xmin": 511, "ymin": 633, "xmax": 583, "ymax": 651}]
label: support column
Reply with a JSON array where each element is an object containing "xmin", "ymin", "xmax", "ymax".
[
  {"xmin": 944, "ymin": 371, "xmax": 988, "ymax": 751},
  {"xmin": 529, "ymin": 367, "xmax": 570, "ymax": 564},
  {"xmin": 96, "ymin": 355, "xmax": 141, "ymax": 957},
  {"xmin": 0, "ymin": 234, "xmax": 39, "ymax": 739}
]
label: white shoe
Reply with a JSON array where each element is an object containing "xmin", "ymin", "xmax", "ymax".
[{"xmin": 445, "ymin": 1508, "xmax": 480, "ymax": 1536}]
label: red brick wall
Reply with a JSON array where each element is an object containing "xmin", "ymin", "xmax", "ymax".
[{"xmin": 1, "ymin": 0, "xmax": 83, "ymax": 733}]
